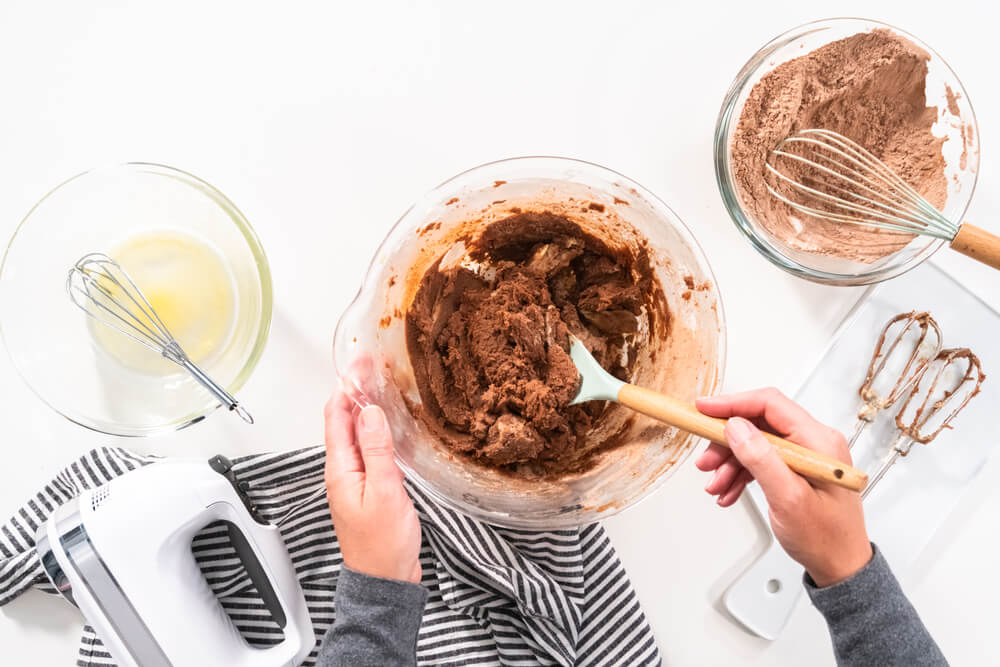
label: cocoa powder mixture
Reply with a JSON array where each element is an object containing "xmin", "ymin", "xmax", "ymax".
[
  {"xmin": 732, "ymin": 29, "xmax": 949, "ymax": 263},
  {"xmin": 406, "ymin": 210, "xmax": 667, "ymax": 477}
]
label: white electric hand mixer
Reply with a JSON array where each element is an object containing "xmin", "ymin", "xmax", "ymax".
[
  {"xmin": 42, "ymin": 254, "xmax": 315, "ymax": 665},
  {"xmin": 35, "ymin": 456, "xmax": 314, "ymax": 667}
]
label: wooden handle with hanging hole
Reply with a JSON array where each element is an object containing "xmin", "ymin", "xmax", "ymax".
[
  {"xmin": 951, "ymin": 223, "xmax": 1000, "ymax": 271},
  {"xmin": 617, "ymin": 384, "xmax": 868, "ymax": 492}
]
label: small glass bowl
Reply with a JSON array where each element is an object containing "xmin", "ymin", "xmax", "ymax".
[
  {"xmin": 0, "ymin": 163, "xmax": 273, "ymax": 436},
  {"xmin": 714, "ymin": 18, "xmax": 980, "ymax": 285},
  {"xmin": 334, "ymin": 156, "xmax": 725, "ymax": 528}
]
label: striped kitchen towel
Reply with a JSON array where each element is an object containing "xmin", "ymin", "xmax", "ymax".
[{"xmin": 0, "ymin": 446, "xmax": 661, "ymax": 666}]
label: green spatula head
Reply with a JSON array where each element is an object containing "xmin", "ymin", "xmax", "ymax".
[{"xmin": 569, "ymin": 335, "xmax": 625, "ymax": 405}]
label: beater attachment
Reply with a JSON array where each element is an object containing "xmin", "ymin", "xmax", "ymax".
[
  {"xmin": 862, "ymin": 348, "xmax": 984, "ymax": 499},
  {"xmin": 857, "ymin": 312, "xmax": 942, "ymax": 421},
  {"xmin": 848, "ymin": 311, "xmax": 941, "ymax": 447}
]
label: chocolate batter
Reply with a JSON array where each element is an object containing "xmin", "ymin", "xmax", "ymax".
[
  {"xmin": 406, "ymin": 210, "xmax": 664, "ymax": 476},
  {"xmin": 732, "ymin": 29, "xmax": 951, "ymax": 263}
]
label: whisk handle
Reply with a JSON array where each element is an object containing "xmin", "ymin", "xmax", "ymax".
[
  {"xmin": 617, "ymin": 385, "xmax": 867, "ymax": 492},
  {"xmin": 951, "ymin": 223, "xmax": 1000, "ymax": 271},
  {"xmin": 181, "ymin": 357, "xmax": 255, "ymax": 424}
]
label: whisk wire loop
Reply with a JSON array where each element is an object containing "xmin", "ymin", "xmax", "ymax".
[
  {"xmin": 766, "ymin": 129, "xmax": 957, "ymax": 240},
  {"xmin": 68, "ymin": 254, "xmax": 176, "ymax": 354},
  {"xmin": 789, "ymin": 132, "xmax": 942, "ymax": 223},
  {"xmin": 768, "ymin": 148, "xmax": 928, "ymax": 226}
]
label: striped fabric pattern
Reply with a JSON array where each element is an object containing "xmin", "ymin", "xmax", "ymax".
[{"xmin": 0, "ymin": 447, "xmax": 661, "ymax": 666}]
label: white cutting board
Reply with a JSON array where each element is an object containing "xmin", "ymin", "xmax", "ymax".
[{"xmin": 724, "ymin": 260, "xmax": 1000, "ymax": 639}]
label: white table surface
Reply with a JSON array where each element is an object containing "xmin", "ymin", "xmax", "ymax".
[{"xmin": 1, "ymin": 2, "xmax": 998, "ymax": 665}]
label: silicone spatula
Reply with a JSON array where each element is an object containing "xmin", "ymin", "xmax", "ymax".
[{"xmin": 568, "ymin": 336, "xmax": 867, "ymax": 492}]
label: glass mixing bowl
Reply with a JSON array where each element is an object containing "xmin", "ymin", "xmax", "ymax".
[
  {"xmin": 0, "ymin": 163, "xmax": 273, "ymax": 436},
  {"xmin": 334, "ymin": 156, "xmax": 725, "ymax": 528},
  {"xmin": 714, "ymin": 18, "xmax": 980, "ymax": 285}
]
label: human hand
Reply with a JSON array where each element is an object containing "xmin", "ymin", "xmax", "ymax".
[
  {"xmin": 694, "ymin": 388, "xmax": 872, "ymax": 587},
  {"xmin": 324, "ymin": 389, "xmax": 422, "ymax": 584}
]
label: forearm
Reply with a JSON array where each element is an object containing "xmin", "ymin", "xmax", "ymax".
[
  {"xmin": 316, "ymin": 567, "xmax": 428, "ymax": 667},
  {"xmin": 805, "ymin": 544, "xmax": 946, "ymax": 667}
]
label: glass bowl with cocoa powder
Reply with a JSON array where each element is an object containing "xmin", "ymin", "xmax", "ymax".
[
  {"xmin": 333, "ymin": 157, "xmax": 725, "ymax": 528},
  {"xmin": 714, "ymin": 18, "xmax": 979, "ymax": 285}
]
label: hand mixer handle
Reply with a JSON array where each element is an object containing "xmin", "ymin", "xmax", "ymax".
[
  {"xmin": 199, "ymin": 460, "xmax": 315, "ymax": 667},
  {"xmin": 225, "ymin": 521, "xmax": 288, "ymax": 628},
  {"xmin": 104, "ymin": 461, "xmax": 314, "ymax": 667},
  {"xmin": 178, "ymin": 499, "xmax": 313, "ymax": 667}
]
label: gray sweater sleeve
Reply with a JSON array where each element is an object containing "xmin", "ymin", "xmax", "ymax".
[
  {"xmin": 316, "ymin": 567, "xmax": 428, "ymax": 667},
  {"xmin": 805, "ymin": 544, "xmax": 947, "ymax": 667}
]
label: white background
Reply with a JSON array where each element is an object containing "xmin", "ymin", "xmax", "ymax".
[{"xmin": 1, "ymin": 1, "xmax": 998, "ymax": 665}]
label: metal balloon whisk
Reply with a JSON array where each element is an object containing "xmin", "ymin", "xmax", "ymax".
[
  {"xmin": 766, "ymin": 129, "xmax": 1000, "ymax": 271},
  {"xmin": 67, "ymin": 252, "xmax": 253, "ymax": 424}
]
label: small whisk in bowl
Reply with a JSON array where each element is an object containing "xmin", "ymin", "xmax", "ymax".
[
  {"xmin": 67, "ymin": 252, "xmax": 254, "ymax": 424},
  {"xmin": 767, "ymin": 129, "xmax": 1000, "ymax": 271}
]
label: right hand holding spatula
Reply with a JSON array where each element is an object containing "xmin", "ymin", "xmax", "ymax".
[{"xmin": 695, "ymin": 388, "xmax": 873, "ymax": 587}]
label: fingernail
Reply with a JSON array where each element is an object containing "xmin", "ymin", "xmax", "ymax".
[
  {"xmin": 359, "ymin": 405, "xmax": 385, "ymax": 432},
  {"xmin": 695, "ymin": 396, "xmax": 717, "ymax": 409},
  {"xmin": 726, "ymin": 417, "xmax": 752, "ymax": 446},
  {"xmin": 705, "ymin": 470, "xmax": 720, "ymax": 492}
]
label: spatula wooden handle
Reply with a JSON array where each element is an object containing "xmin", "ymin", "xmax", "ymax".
[
  {"xmin": 618, "ymin": 384, "xmax": 868, "ymax": 492},
  {"xmin": 951, "ymin": 223, "xmax": 1000, "ymax": 271}
]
